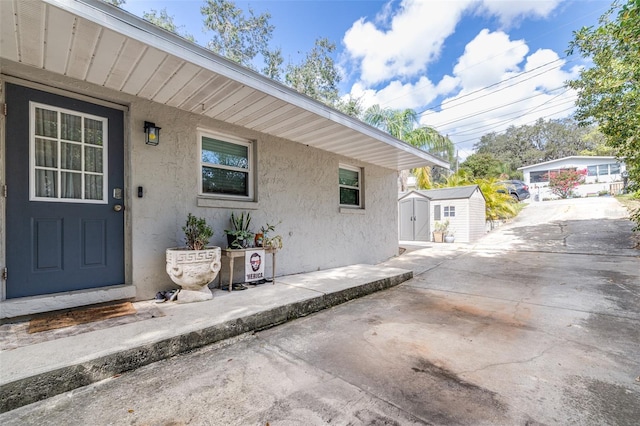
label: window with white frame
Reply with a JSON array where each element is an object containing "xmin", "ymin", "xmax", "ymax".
[
  {"xmin": 30, "ymin": 102, "xmax": 108, "ymax": 203},
  {"xmin": 609, "ymin": 163, "xmax": 621, "ymax": 174},
  {"xmin": 339, "ymin": 164, "xmax": 362, "ymax": 207},
  {"xmin": 200, "ymin": 132, "xmax": 254, "ymax": 199},
  {"xmin": 444, "ymin": 206, "xmax": 455, "ymax": 217}
]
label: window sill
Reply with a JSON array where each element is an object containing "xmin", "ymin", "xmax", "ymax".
[
  {"xmin": 339, "ymin": 207, "xmax": 365, "ymax": 215},
  {"xmin": 197, "ymin": 197, "xmax": 259, "ymax": 210}
]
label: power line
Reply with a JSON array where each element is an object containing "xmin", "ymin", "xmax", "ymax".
[
  {"xmin": 441, "ymin": 86, "xmax": 574, "ymax": 136},
  {"xmin": 432, "ymin": 85, "xmax": 568, "ymax": 129},
  {"xmin": 446, "ymin": 97, "xmax": 577, "ymax": 138},
  {"xmin": 449, "ymin": 104, "xmax": 577, "ymax": 147},
  {"xmin": 376, "ymin": 4, "xmax": 607, "ymax": 108},
  {"xmin": 418, "ymin": 58, "xmax": 572, "ymax": 117}
]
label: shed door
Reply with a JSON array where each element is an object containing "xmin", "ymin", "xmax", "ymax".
[
  {"xmin": 414, "ymin": 198, "xmax": 430, "ymax": 241},
  {"xmin": 399, "ymin": 198, "xmax": 430, "ymax": 241},
  {"xmin": 5, "ymin": 83, "xmax": 125, "ymax": 299},
  {"xmin": 399, "ymin": 198, "xmax": 414, "ymax": 240}
]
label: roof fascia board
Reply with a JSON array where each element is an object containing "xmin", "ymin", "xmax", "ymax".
[
  {"xmin": 46, "ymin": 0, "xmax": 447, "ymax": 169},
  {"xmin": 518, "ymin": 155, "xmax": 617, "ymax": 170}
]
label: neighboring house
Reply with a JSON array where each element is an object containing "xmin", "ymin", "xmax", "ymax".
[
  {"xmin": 398, "ymin": 185, "xmax": 486, "ymax": 243},
  {"xmin": 518, "ymin": 156, "xmax": 626, "ymax": 200},
  {"xmin": 0, "ymin": 0, "xmax": 448, "ymax": 319}
]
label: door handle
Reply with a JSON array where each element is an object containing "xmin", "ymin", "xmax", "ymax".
[{"xmin": 113, "ymin": 204, "xmax": 123, "ymax": 212}]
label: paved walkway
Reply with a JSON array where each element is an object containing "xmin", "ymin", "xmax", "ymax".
[{"xmin": 1, "ymin": 262, "xmax": 422, "ymax": 412}]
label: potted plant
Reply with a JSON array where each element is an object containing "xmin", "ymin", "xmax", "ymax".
[
  {"xmin": 433, "ymin": 220, "xmax": 449, "ymax": 243},
  {"xmin": 165, "ymin": 213, "xmax": 221, "ymax": 302},
  {"xmin": 261, "ymin": 221, "xmax": 283, "ymax": 250},
  {"xmin": 224, "ymin": 212, "xmax": 254, "ymax": 249},
  {"xmin": 444, "ymin": 230, "xmax": 455, "ymax": 243}
]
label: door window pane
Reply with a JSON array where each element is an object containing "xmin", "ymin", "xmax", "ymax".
[
  {"xmin": 31, "ymin": 102, "xmax": 107, "ymax": 203},
  {"xmin": 85, "ymin": 175, "xmax": 103, "ymax": 200},
  {"xmin": 35, "ymin": 138, "xmax": 57, "ymax": 168},
  {"xmin": 61, "ymin": 172, "xmax": 82, "ymax": 199},
  {"xmin": 61, "ymin": 113, "xmax": 82, "ymax": 142},
  {"xmin": 84, "ymin": 118, "xmax": 103, "ymax": 146},
  {"xmin": 35, "ymin": 108, "xmax": 57, "ymax": 137},
  {"xmin": 35, "ymin": 170, "xmax": 57, "ymax": 198},
  {"xmin": 61, "ymin": 142, "xmax": 82, "ymax": 171},
  {"xmin": 85, "ymin": 146, "xmax": 103, "ymax": 173}
]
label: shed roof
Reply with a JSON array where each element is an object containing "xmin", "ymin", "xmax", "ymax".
[
  {"xmin": 399, "ymin": 185, "xmax": 482, "ymax": 201},
  {"xmin": 0, "ymin": 0, "xmax": 449, "ymax": 171}
]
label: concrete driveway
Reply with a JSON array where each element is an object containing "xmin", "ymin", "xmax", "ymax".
[{"xmin": 3, "ymin": 197, "xmax": 639, "ymax": 425}]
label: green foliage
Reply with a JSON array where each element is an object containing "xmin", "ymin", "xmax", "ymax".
[
  {"xmin": 477, "ymin": 178, "xmax": 518, "ymax": 222},
  {"xmin": 413, "ymin": 166, "xmax": 433, "ymax": 190},
  {"xmin": 285, "ymin": 38, "xmax": 342, "ymax": 108},
  {"xmin": 182, "ymin": 213, "xmax": 213, "ymax": 250},
  {"xmin": 102, "ymin": 0, "xmax": 126, "ymax": 6},
  {"xmin": 434, "ymin": 171, "xmax": 518, "ymax": 222},
  {"xmin": 567, "ymin": 0, "xmax": 640, "ymax": 216},
  {"xmin": 547, "ymin": 169, "xmax": 587, "ymax": 199},
  {"xmin": 460, "ymin": 153, "xmax": 503, "ymax": 179},
  {"xmin": 433, "ymin": 220, "xmax": 450, "ymax": 233},
  {"xmin": 225, "ymin": 211, "xmax": 254, "ymax": 248},
  {"xmin": 475, "ymin": 118, "xmax": 604, "ymax": 170},
  {"xmin": 143, "ymin": 8, "xmax": 195, "ymax": 42},
  {"xmin": 363, "ymin": 105, "xmax": 454, "ymax": 190},
  {"xmin": 201, "ymin": 0, "xmax": 274, "ymax": 69}
]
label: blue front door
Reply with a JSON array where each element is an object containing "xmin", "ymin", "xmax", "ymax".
[{"xmin": 5, "ymin": 83, "xmax": 125, "ymax": 299}]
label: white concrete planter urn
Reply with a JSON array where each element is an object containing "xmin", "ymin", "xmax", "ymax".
[
  {"xmin": 165, "ymin": 247, "xmax": 221, "ymax": 302},
  {"xmin": 165, "ymin": 213, "xmax": 220, "ymax": 303}
]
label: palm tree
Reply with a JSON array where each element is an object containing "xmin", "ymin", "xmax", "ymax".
[{"xmin": 363, "ymin": 105, "xmax": 454, "ymax": 190}]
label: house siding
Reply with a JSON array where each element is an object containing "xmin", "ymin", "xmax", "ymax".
[
  {"xmin": 431, "ymin": 199, "xmax": 470, "ymax": 243},
  {"xmin": 467, "ymin": 189, "xmax": 487, "ymax": 243},
  {"xmin": 2, "ymin": 64, "xmax": 399, "ymax": 304},
  {"xmin": 520, "ymin": 156, "xmax": 626, "ymax": 199}
]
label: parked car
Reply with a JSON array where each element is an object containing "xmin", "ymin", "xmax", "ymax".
[{"xmin": 498, "ymin": 180, "xmax": 530, "ymax": 201}]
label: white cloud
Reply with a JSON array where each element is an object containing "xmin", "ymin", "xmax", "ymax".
[
  {"xmin": 453, "ymin": 29, "xmax": 529, "ymax": 90},
  {"xmin": 343, "ymin": 0, "xmax": 474, "ymax": 86},
  {"xmin": 478, "ymin": 0, "xmax": 562, "ymax": 27},
  {"xmin": 421, "ymin": 39, "xmax": 579, "ymax": 154},
  {"xmin": 341, "ymin": 0, "xmax": 572, "ymax": 155},
  {"xmin": 351, "ymin": 74, "xmax": 459, "ymax": 111}
]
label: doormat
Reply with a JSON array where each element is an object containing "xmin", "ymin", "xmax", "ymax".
[{"xmin": 28, "ymin": 302, "xmax": 137, "ymax": 334}]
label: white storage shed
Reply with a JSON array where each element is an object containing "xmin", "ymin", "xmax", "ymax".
[{"xmin": 399, "ymin": 185, "xmax": 486, "ymax": 243}]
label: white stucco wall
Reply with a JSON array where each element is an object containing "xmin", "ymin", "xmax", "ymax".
[
  {"xmin": 2, "ymin": 63, "xmax": 400, "ymax": 306},
  {"xmin": 131, "ymin": 109, "xmax": 399, "ymax": 298}
]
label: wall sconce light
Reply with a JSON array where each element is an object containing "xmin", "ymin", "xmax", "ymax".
[{"xmin": 144, "ymin": 121, "xmax": 161, "ymax": 146}]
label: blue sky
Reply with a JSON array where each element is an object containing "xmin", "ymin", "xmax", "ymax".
[{"xmin": 121, "ymin": 0, "xmax": 610, "ymax": 158}]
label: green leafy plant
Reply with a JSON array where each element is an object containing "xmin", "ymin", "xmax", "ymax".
[
  {"xmin": 261, "ymin": 221, "xmax": 283, "ymax": 249},
  {"xmin": 433, "ymin": 220, "xmax": 449, "ymax": 233},
  {"xmin": 182, "ymin": 213, "xmax": 213, "ymax": 250},
  {"xmin": 224, "ymin": 212, "xmax": 254, "ymax": 249}
]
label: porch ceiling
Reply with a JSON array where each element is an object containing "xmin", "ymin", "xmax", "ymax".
[{"xmin": 0, "ymin": 0, "xmax": 449, "ymax": 171}]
